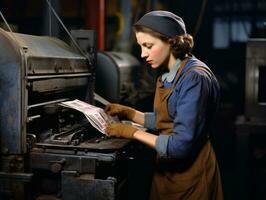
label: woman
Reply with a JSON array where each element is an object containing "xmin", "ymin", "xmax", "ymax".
[{"xmin": 105, "ymin": 10, "xmax": 223, "ymax": 200}]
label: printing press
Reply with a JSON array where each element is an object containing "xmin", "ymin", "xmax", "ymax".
[{"xmin": 0, "ymin": 28, "xmax": 132, "ymax": 200}]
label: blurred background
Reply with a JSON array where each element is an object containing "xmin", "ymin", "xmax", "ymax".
[{"xmin": 0, "ymin": 0, "xmax": 266, "ymax": 199}]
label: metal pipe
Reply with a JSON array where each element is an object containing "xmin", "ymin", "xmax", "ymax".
[
  {"xmin": 85, "ymin": 0, "xmax": 105, "ymax": 50},
  {"xmin": 27, "ymin": 98, "xmax": 70, "ymax": 110},
  {"xmin": 26, "ymin": 73, "xmax": 92, "ymax": 80}
]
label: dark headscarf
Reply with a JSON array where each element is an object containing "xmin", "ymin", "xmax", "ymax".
[{"xmin": 134, "ymin": 10, "xmax": 187, "ymax": 37}]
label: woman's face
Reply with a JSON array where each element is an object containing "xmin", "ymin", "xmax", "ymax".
[{"xmin": 135, "ymin": 31, "xmax": 171, "ymax": 69}]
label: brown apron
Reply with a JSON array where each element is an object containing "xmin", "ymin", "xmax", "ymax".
[{"xmin": 150, "ymin": 59, "xmax": 223, "ymax": 200}]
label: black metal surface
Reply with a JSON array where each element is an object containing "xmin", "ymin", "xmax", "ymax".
[
  {"xmin": 235, "ymin": 117, "xmax": 266, "ymax": 200},
  {"xmin": 61, "ymin": 171, "xmax": 117, "ymax": 200}
]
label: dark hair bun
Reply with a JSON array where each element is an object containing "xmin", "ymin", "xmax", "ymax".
[{"xmin": 169, "ymin": 34, "xmax": 194, "ymax": 59}]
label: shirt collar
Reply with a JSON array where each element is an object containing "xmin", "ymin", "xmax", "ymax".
[{"xmin": 161, "ymin": 59, "xmax": 181, "ymax": 83}]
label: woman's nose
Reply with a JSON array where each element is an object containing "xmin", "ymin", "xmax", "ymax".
[{"xmin": 141, "ymin": 49, "xmax": 148, "ymax": 58}]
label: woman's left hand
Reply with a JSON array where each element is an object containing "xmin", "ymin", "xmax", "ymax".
[{"xmin": 106, "ymin": 123, "xmax": 138, "ymax": 139}]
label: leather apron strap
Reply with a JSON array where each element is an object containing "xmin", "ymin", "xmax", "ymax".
[{"xmin": 154, "ymin": 58, "xmax": 189, "ymax": 134}]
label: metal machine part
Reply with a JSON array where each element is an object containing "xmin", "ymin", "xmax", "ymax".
[
  {"xmin": 235, "ymin": 38, "xmax": 266, "ymax": 199},
  {"xmin": 245, "ymin": 38, "xmax": 266, "ymax": 122},
  {"xmin": 96, "ymin": 51, "xmax": 140, "ymax": 104},
  {"xmin": 95, "ymin": 51, "xmax": 155, "ymax": 108},
  {"xmin": 0, "ymin": 28, "xmax": 130, "ymax": 200}
]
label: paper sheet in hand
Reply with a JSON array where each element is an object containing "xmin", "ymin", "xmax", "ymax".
[{"xmin": 59, "ymin": 99, "xmax": 118, "ymax": 134}]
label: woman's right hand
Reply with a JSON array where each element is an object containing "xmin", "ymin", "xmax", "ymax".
[{"xmin": 104, "ymin": 103, "xmax": 136, "ymax": 120}]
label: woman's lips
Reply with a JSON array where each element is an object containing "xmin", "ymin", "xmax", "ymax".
[{"xmin": 147, "ymin": 60, "xmax": 153, "ymax": 64}]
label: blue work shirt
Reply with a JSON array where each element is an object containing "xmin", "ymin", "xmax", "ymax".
[{"xmin": 144, "ymin": 56, "xmax": 220, "ymax": 159}]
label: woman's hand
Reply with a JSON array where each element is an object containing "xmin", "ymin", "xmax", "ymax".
[
  {"xmin": 105, "ymin": 123, "xmax": 138, "ymax": 139},
  {"xmin": 104, "ymin": 104, "xmax": 136, "ymax": 120}
]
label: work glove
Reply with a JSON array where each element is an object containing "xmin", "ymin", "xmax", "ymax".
[
  {"xmin": 106, "ymin": 123, "xmax": 138, "ymax": 139},
  {"xmin": 104, "ymin": 103, "xmax": 136, "ymax": 120}
]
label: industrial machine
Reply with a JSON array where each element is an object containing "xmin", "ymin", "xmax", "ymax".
[
  {"xmin": 245, "ymin": 38, "xmax": 266, "ymax": 122},
  {"xmin": 0, "ymin": 27, "xmax": 131, "ymax": 200},
  {"xmin": 96, "ymin": 51, "xmax": 141, "ymax": 104},
  {"xmin": 235, "ymin": 38, "xmax": 266, "ymax": 200},
  {"xmin": 96, "ymin": 51, "xmax": 155, "ymax": 111}
]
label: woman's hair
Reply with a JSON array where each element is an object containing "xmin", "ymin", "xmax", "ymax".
[{"xmin": 133, "ymin": 25, "xmax": 194, "ymax": 60}]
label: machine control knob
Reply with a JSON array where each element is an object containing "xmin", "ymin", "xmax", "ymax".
[{"xmin": 48, "ymin": 158, "xmax": 66, "ymax": 173}]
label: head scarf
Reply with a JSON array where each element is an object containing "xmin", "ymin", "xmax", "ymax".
[{"xmin": 134, "ymin": 10, "xmax": 187, "ymax": 37}]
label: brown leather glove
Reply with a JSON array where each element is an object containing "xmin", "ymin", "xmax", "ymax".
[
  {"xmin": 104, "ymin": 103, "xmax": 136, "ymax": 120},
  {"xmin": 106, "ymin": 123, "xmax": 138, "ymax": 139}
]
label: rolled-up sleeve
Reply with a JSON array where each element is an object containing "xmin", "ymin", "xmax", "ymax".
[
  {"xmin": 144, "ymin": 112, "xmax": 156, "ymax": 130},
  {"xmin": 155, "ymin": 134, "xmax": 170, "ymax": 157}
]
